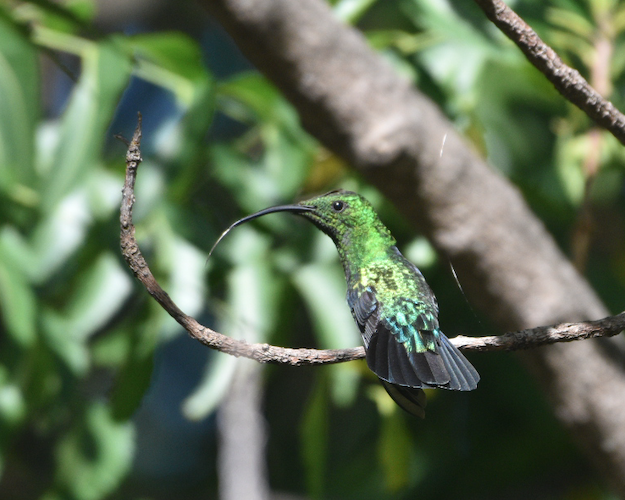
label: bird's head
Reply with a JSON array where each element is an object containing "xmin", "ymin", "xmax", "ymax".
[
  {"xmin": 295, "ymin": 190, "xmax": 387, "ymax": 244},
  {"xmin": 207, "ymin": 189, "xmax": 394, "ymax": 260}
]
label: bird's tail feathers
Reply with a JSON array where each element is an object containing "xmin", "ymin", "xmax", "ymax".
[
  {"xmin": 368, "ymin": 326, "xmax": 479, "ymax": 391},
  {"xmin": 381, "ymin": 381, "xmax": 426, "ymax": 419},
  {"xmin": 436, "ymin": 333, "xmax": 480, "ymax": 391}
]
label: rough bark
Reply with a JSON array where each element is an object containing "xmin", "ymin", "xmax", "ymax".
[{"xmin": 199, "ymin": 0, "xmax": 625, "ymax": 494}]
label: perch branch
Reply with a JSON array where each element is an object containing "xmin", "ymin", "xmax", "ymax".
[
  {"xmin": 120, "ymin": 115, "xmax": 624, "ymax": 365},
  {"xmin": 473, "ymin": 0, "xmax": 625, "ymax": 146}
]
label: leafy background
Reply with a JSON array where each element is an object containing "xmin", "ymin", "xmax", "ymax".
[{"xmin": 1, "ymin": 0, "xmax": 624, "ymax": 498}]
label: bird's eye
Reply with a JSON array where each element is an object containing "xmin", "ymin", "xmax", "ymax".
[{"xmin": 332, "ymin": 200, "xmax": 346, "ymax": 212}]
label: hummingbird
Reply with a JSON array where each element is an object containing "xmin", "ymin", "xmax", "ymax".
[{"xmin": 210, "ymin": 189, "xmax": 479, "ymax": 418}]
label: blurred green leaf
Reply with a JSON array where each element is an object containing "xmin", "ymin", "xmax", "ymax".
[
  {"xmin": 182, "ymin": 351, "xmax": 238, "ymax": 420},
  {"xmin": 547, "ymin": 7, "xmax": 594, "ymax": 40},
  {"xmin": 378, "ymin": 411, "xmax": 412, "ymax": 492},
  {"xmin": 30, "ymin": 189, "xmax": 92, "ymax": 282},
  {"xmin": 402, "ymin": 236, "xmax": 437, "ymax": 269},
  {"xmin": 291, "ymin": 261, "xmax": 359, "ymax": 350},
  {"xmin": 214, "ymin": 72, "xmax": 315, "ymax": 205},
  {"xmin": 42, "ymin": 306, "xmax": 89, "ymax": 373},
  {"xmin": 129, "ymin": 31, "xmax": 208, "ymax": 82},
  {"xmin": 107, "ymin": 309, "xmax": 159, "ymax": 421},
  {"xmin": 0, "ymin": 226, "xmax": 37, "ymax": 280},
  {"xmin": 261, "ymin": 119, "xmax": 315, "ymax": 198},
  {"xmin": 301, "ymin": 374, "xmax": 329, "ymax": 500},
  {"xmin": 404, "ymin": 0, "xmax": 497, "ymax": 100},
  {"xmin": 86, "ymin": 169, "xmax": 125, "ymax": 220},
  {"xmin": 13, "ymin": 0, "xmax": 96, "ymax": 34},
  {"xmin": 110, "ymin": 345, "xmax": 155, "ymax": 421},
  {"xmin": 64, "ymin": 252, "xmax": 133, "ymax": 340},
  {"xmin": 42, "ymin": 253, "xmax": 132, "ymax": 373},
  {"xmin": 291, "ymin": 256, "xmax": 361, "ymax": 405},
  {"xmin": 333, "ymin": 0, "xmax": 380, "ymax": 23},
  {"xmin": 0, "ymin": 11, "xmax": 39, "ymax": 198},
  {"xmin": 0, "ymin": 369, "xmax": 26, "ymax": 427},
  {"xmin": 556, "ymin": 133, "xmax": 591, "ymax": 204},
  {"xmin": 210, "ymin": 143, "xmax": 276, "ymax": 212},
  {"xmin": 52, "ymin": 402, "xmax": 135, "ymax": 500},
  {"xmin": 222, "ymin": 251, "xmax": 283, "ymax": 342},
  {"xmin": 0, "ymin": 247, "xmax": 36, "ymax": 347},
  {"xmin": 219, "ymin": 72, "xmax": 297, "ymax": 126},
  {"xmin": 39, "ymin": 36, "xmax": 131, "ymax": 212}
]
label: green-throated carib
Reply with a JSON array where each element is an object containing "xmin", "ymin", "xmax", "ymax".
[{"xmin": 210, "ymin": 190, "xmax": 479, "ymax": 418}]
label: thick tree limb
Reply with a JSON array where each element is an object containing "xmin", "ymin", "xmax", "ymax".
[
  {"xmin": 473, "ymin": 0, "xmax": 625, "ymax": 146},
  {"xmin": 120, "ymin": 115, "xmax": 623, "ymax": 361},
  {"xmin": 190, "ymin": 0, "xmax": 625, "ymax": 494}
]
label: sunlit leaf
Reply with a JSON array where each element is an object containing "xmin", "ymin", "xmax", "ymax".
[
  {"xmin": 404, "ymin": 0, "xmax": 498, "ymax": 99},
  {"xmin": 30, "ymin": 189, "xmax": 91, "ymax": 282},
  {"xmin": 40, "ymin": 36, "xmax": 131, "ymax": 212},
  {"xmin": 333, "ymin": 0, "xmax": 379, "ymax": 23},
  {"xmin": 155, "ymin": 232, "xmax": 208, "ymax": 340},
  {"xmin": 402, "ymin": 236, "xmax": 438, "ymax": 269},
  {"xmin": 0, "ymin": 226, "xmax": 36, "ymax": 279},
  {"xmin": 0, "ymin": 366, "xmax": 25, "ymax": 426}
]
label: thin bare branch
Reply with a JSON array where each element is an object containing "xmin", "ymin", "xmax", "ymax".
[
  {"xmin": 455, "ymin": 314, "xmax": 625, "ymax": 351},
  {"xmin": 120, "ymin": 115, "xmax": 623, "ymax": 366},
  {"xmin": 473, "ymin": 0, "xmax": 625, "ymax": 146}
]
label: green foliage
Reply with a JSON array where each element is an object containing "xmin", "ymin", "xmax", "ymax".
[
  {"xmin": 301, "ymin": 374, "xmax": 329, "ymax": 499},
  {"xmin": 0, "ymin": 0, "xmax": 624, "ymax": 498},
  {"xmin": 0, "ymin": 1, "xmax": 216, "ymax": 497}
]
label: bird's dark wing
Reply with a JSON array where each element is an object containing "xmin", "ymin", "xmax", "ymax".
[
  {"xmin": 350, "ymin": 289, "xmax": 479, "ymax": 391},
  {"xmin": 368, "ymin": 308, "xmax": 449, "ymax": 388}
]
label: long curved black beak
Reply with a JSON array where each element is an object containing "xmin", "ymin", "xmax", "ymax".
[{"xmin": 207, "ymin": 204, "xmax": 315, "ymax": 261}]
